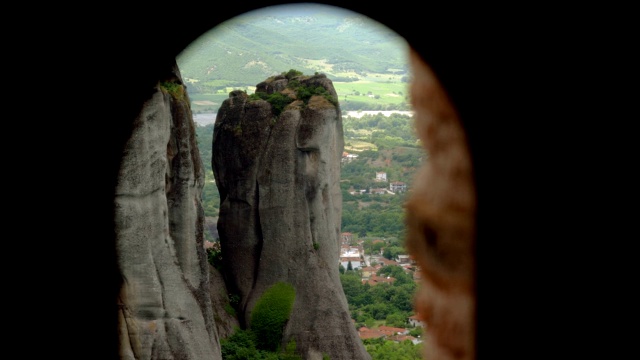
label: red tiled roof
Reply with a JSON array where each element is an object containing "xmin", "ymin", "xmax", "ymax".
[
  {"xmin": 358, "ymin": 327, "xmax": 386, "ymax": 340},
  {"xmin": 378, "ymin": 325, "xmax": 407, "ymax": 334},
  {"xmin": 365, "ymin": 275, "xmax": 396, "ymax": 286},
  {"xmin": 378, "ymin": 258, "xmax": 399, "ymax": 266}
]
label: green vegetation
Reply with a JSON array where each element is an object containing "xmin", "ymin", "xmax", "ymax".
[
  {"xmin": 160, "ymin": 81, "xmax": 185, "ymax": 100},
  {"xmin": 195, "ymin": 123, "xmax": 220, "ymax": 218},
  {"xmin": 249, "ymin": 91, "xmax": 294, "ymax": 117},
  {"xmin": 220, "ymin": 327, "xmax": 302, "ymax": 359},
  {"xmin": 248, "ymin": 69, "xmax": 339, "ymax": 117},
  {"xmin": 206, "ymin": 241, "xmax": 223, "ymax": 271},
  {"xmin": 341, "ymin": 263, "xmax": 417, "ymax": 328},
  {"xmin": 363, "ymin": 337, "xmax": 423, "ymax": 360},
  {"xmin": 250, "ymin": 282, "xmax": 296, "ymax": 352},
  {"xmin": 176, "ymin": 5, "xmax": 410, "ymax": 113}
]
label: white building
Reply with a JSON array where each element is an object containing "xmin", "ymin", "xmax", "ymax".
[
  {"xmin": 389, "ymin": 181, "xmax": 407, "ymax": 193},
  {"xmin": 340, "ymin": 245, "xmax": 363, "ymax": 270}
]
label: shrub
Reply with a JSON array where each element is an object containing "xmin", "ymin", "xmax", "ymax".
[
  {"xmin": 249, "ymin": 91, "xmax": 294, "ymax": 117},
  {"xmin": 249, "ymin": 70, "xmax": 337, "ymax": 117},
  {"xmin": 206, "ymin": 243, "xmax": 223, "ymax": 271},
  {"xmin": 283, "ymin": 69, "xmax": 303, "ymax": 79},
  {"xmin": 159, "ymin": 81, "xmax": 184, "ymax": 100},
  {"xmin": 250, "ymin": 282, "xmax": 296, "ymax": 352}
]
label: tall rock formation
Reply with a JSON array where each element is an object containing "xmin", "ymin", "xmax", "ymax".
[
  {"xmin": 212, "ymin": 73, "xmax": 371, "ymax": 360},
  {"xmin": 114, "ymin": 63, "xmax": 222, "ymax": 360}
]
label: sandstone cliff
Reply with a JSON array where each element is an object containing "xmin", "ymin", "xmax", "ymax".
[
  {"xmin": 114, "ymin": 63, "xmax": 222, "ymax": 360},
  {"xmin": 212, "ymin": 73, "xmax": 371, "ymax": 360}
]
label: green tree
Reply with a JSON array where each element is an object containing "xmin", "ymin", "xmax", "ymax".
[
  {"xmin": 340, "ymin": 272, "xmax": 364, "ymax": 305},
  {"xmin": 220, "ymin": 327, "xmax": 303, "ymax": 360},
  {"xmin": 250, "ymin": 282, "xmax": 296, "ymax": 352},
  {"xmin": 385, "ymin": 312, "xmax": 407, "ymax": 328},
  {"xmin": 382, "ymin": 246, "xmax": 404, "ymax": 261},
  {"xmin": 365, "ymin": 338, "xmax": 423, "ymax": 360}
]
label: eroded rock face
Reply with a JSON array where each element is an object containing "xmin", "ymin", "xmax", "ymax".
[
  {"xmin": 114, "ymin": 63, "xmax": 222, "ymax": 360},
  {"xmin": 404, "ymin": 49, "xmax": 477, "ymax": 360},
  {"xmin": 213, "ymin": 74, "xmax": 371, "ymax": 360}
]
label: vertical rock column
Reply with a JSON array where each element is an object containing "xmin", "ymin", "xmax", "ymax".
[
  {"xmin": 114, "ymin": 63, "xmax": 221, "ymax": 360},
  {"xmin": 213, "ymin": 74, "xmax": 371, "ymax": 360}
]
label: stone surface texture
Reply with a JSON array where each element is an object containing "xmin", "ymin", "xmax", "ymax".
[
  {"xmin": 114, "ymin": 63, "xmax": 222, "ymax": 360},
  {"xmin": 212, "ymin": 73, "xmax": 371, "ymax": 360}
]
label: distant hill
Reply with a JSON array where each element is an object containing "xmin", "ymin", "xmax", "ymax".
[{"xmin": 176, "ymin": 4, "xmax": 410, "ymax": 112}]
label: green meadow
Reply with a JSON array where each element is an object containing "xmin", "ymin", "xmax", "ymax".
[{"xmin": 189, "ymin": 79, "xmax": 409, "ymax": 114}]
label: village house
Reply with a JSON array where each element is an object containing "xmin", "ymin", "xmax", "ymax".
[
  {"xmin": 369, "ymin": 187, "xmax": 388, "ymax": 195},
  {"xmin": 348, "ymin": 189, "xmax": 367, "ymax": 195},
  {"xmin": 364, "ymin": 274, "xmax": 396, "ymax": 286},
  {"xmin": 341, "ymin": 151, "xmax": 358, "ymax": 163},
  {"xmin": 377, "ymin": 257, "xmax": 399, "ymax": 267},
  {"xmin": 389, "ymin": 181, "xmax": 407, "ymax": 193},
  {"xmin": 408, "ymin": 314, "xmax": 426, "ymax": 328},
  {"xmin": 340, "ymin": 244, "xmax": 363, "ymax": 270},
  {"xmin": 358, "ymin": 327, "xmax": 385, "ymax": 340},
  {"xmin": 341, "ymin": 232, "xmax": 353, "ymax": 245},
  {"xmin": 375, "ymin": 171, "xmax": 387, "ymax": 182},
  {"xmin": 397, "ymin": 254, "xmax": 411, "ymax": 264},
  {"xmin": 378, "ymin": 325, "xmax": 409, "ymax": 336},
  {"xmin": 360, "ymin": 266, "xmax": 377, "ymax": 280},
  {"xmin": 369, "ymin": 254, "xmax": 386, "ymax": 265},
  {"xmin": 340, "ymin": 244, "xmax": 362, "ymax": 257}
]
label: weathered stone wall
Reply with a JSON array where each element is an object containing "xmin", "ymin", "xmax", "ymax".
[{"xmin": 114, "ymin": 64, "xmax": 222, "ymax": 360}]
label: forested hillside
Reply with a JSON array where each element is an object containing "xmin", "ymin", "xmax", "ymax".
[
  {"xmin": 178, "ymin": 4, "xmax": 407, "ymax": 88},
  {"xmin": 177, "ymin": 4, "xmax": 411, "ymax": 113}
]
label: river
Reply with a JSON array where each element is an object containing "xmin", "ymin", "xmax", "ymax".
[{"xmin": 192, "ymin": 110, "xmax": 414, "ymax": 126}]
